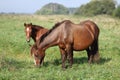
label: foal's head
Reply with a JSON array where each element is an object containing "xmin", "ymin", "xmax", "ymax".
[
  {"xmin": 30, "ymin": 44, "xmax": 45, "ymax": 67},
  {"xmin": 24, "ymin": 23, "xmax": 32, "ymax": 42}
]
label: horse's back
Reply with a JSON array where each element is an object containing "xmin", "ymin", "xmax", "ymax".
[
  {"xmin": 72, "ymin": 20, "xmax": 99, "ymax": 50},
  {"xmin": 80, "ymin": 20, "xmax": 99, "ymax": 38}
]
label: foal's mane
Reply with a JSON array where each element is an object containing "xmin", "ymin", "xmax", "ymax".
[
  {"xmin": 39, "ymin": 20, "xmax": 70, "ymax": 43},
  {"xmin": 32, "ymin": 24, "xmax": 44, "ymax": 30}
]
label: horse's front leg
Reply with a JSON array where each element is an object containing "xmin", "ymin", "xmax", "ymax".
[
  {"xmin": 59, "ymin": 47, "xmax": 67, "ymax": 69},
  {"xmin": 66, "ymin": 44, "xmax": 73, "ymax": 68},
  {"xmin": 67, "ymin": 52, "xmax": 73, "ymax": 68}
]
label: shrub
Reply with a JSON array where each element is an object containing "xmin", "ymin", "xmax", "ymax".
[
  {"xmin": 75, "ymin": 0, "xmax": 116, "ymax": 16},
  {"xmin": 113, "ymin": 5, "xmax": 120, "ymax": 18},
  {"xmin": 35, "ymin": 3, "xmax": 69, "ymax": 15}
]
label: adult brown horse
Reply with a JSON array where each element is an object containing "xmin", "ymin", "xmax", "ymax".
[
  {"xmin": 24, "ymin": 23, "xmax": 48, "ymax": 43},
  {"xmin": 33, "ymin": 20, "xmax": 100, "ymax": 69}
]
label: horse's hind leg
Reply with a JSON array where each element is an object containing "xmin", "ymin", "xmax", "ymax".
[
  {"xmin": 91, "ymin": 39, "xmax": 100, "ymax": 62},
  {"xmin": 86, "ymin": 47, "xmax": 93, "ymax": 64},
  {"xmin": 93, "ymin": 39, "xmax": 100, "ymax": 62}
]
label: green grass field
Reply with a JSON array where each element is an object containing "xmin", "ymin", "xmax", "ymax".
[{"xmin": 0, "ymin": 14, "xmax": 120, "ymax": 80}]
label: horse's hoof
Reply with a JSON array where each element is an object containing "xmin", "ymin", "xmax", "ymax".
[
  {"xmin": 69, "ymin": 65, "xmax": 72, "ymax": 68},
  {"xmin": 34, "ymin": 64, "xmax": 41, "ymax": 68},
  {"xmin": 62, "ymin": 66, "xmax": 67, "ymax": 70},
  {"xmin": 88, "ymin": 60, "xmax": 92, "ymax": 64},
  {"xmin": 62, "ymin": 67, "xmax": 66, "ymax": 71}
]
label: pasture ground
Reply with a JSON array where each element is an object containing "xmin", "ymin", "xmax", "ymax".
[{"xmin": 0, "ymin": 14, "xmax": 120, "ymax": 80}]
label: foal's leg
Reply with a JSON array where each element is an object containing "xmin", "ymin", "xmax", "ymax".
[
  {"xmin": 40, "ymin": 55, "xmax": 45, "ymax": 66},
  {"xmin": 59, "ymin": 48, "xmax": 67, "ymax": 69}
]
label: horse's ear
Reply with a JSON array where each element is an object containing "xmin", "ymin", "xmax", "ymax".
[
  {"xmin": 30, "ymin": 23, "xmax": 32, "ymax": 25},
  {"xmin": 24, "ymin": 23, "xmax": 26, "ymax": 27}
]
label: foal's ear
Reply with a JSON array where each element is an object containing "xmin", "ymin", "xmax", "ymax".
[
  {"xmin": 30, "ymin": 23, "xmax": 32, "ymax": 25},
  {"xmin": 24, "ymin": 23, "xmax": 26, "ymax": 27}
]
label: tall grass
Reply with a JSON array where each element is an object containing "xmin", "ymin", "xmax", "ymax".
[{"xmin": 0, "ymin": 14, "xmax": 120, "ymax": 80}]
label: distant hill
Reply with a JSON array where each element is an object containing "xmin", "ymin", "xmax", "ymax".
[
  {"xmin": 35, "ymin": 3, "xmax": 69, "ymax": 15},
  {"xmin": 68, "ymin": 8, "xmax": 78, "ymax": 15}
]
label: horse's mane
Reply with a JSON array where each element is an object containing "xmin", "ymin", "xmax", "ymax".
[{"xmin": 39, "ymin": 20, "xmax": 71, "ymax": 43}]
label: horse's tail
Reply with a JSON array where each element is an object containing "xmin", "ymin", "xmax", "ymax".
[{"xmin": 92, "ymin": 22, "xmax": 100, "ymax": 62}]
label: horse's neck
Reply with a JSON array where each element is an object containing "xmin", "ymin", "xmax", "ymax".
[{"xmin": 39, "ymin": 30, "xmax": 60, "ymax": 50}]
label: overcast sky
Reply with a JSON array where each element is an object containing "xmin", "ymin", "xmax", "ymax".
[{"xmin": 0, "ymin": 0, "xmax": 120, "ymax": 13}]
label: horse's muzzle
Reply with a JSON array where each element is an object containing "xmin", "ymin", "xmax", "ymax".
[{"xmin": 34, "ymin": 64, "xmax": 41, "ymax": 68}]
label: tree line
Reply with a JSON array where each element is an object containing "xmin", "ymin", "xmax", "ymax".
[{"xmin": 35, "ymin": 0, "xmax": 120, "ymax": 18}]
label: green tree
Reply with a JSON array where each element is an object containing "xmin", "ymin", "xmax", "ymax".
[
  {"xmin": 113, "ymin": 5, "xmax": 120, "ymax": 18},
  {"xmin": 35, "ymin": 3, "xmax": 69, "ymax": 15},
  {"xmin": 75, "ymin": 0, "xmax": 116, "ymax": 16}
]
